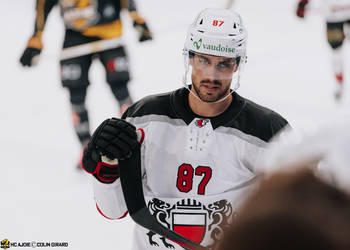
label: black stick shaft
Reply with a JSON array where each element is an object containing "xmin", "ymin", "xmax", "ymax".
[{"xmin": 119, "ymin": 146, "xmax": 207, "ymax": 250}]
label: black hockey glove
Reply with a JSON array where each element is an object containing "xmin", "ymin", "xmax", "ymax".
[
  {"xmin": 296, "ymin": 0, "xmax": 309, "ymax": 18},
  {"xmin": 20, "ymin": 47, "xmax": 41, "ymax": 67},
  {"xmin": 133, "ymin": 21, "xmax": 153, "ymax": 42},
  {"xmin": 93, "ymin": 118, "xmax": 139, "ymax": 160},
  {"xmin": 82, "ymin": 118, "xmax": 139, "ymax": 183}
]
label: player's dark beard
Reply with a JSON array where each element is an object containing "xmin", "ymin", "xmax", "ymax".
[{"xmin": 192, "ymin": 80, "xmax": 231, "ymax": 103}]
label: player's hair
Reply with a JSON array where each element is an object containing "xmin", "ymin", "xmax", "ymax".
[{"xmin": 218, "ymin": 168, "xmax": 350, "ymax": 250}]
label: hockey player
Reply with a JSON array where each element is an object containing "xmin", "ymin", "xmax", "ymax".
[
  {"xmin": 296, "ymin": 0, "xmax": 350, "ymax": 100},
  {"xmin": 19, "ymin": 0, "xmax": 152, "ymax": 152},
  {"xmin": 82, "ymin": 8, "xmax": 288, "ymax": 249}
]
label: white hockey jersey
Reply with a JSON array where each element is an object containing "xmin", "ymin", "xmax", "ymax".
[
  {"xmin": 322, "ymin": 0, "xmax": 350, "ymax": 22},
  {"xmin": 92, "ymin": 87, "xmax": 288, "ymax": 249}
]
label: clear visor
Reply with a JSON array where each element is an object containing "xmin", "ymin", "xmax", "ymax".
[{"xmin": 182, "ymin": 50, "xmax": 246, "ymax": 103}]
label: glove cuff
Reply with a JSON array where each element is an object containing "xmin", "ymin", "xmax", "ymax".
[
  {"xmin": 27, "ymin": 35, "xmax": 43, "ymax": 50},
  {"xmin": 137, "ymin": 128, "xmax": 145, "ymax": 145},
  {"xmin": 94, "ymin": 161, "xmax": 120, "ymax": 184}
]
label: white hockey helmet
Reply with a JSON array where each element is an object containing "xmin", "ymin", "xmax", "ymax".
[
  {"xmin": 183, "ymin": 8, "xmax": 248, "ymax": 103},
  {"xmin": 184, "ymin": 8, "xmax": 247, "ymax": 59}
]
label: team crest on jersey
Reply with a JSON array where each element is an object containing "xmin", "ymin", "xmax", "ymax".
[
  {"xmin": 146, "ymin": 198, "xmax": 233, "ymax": 249},
  {"xmin": 60, "ymin": 0, "xmax": 99, "ymax": 31},
  {"xmin": 195, "ymin": 118, "xmax": 209, "ymax": 128}
]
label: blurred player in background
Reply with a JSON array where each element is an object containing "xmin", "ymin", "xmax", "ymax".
[
  {"xmin": 296, "ymin": 0, "xmax": 350, "ymax": 100},
  {"xmin": 19, "ymin": 0, "xmax": 152, "ymax": 166}
]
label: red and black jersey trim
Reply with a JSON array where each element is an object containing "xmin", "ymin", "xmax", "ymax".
[{"xmin": 96, "ymin": 203, "xmax": 128, "ymax": 220}]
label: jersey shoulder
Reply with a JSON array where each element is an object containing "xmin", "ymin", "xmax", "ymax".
[
  {"xmin": 235, "ymin": 94, "xmax": 289, "ymax": 142},
  {"xmin": 122, "ymin": 91, "xmax": 176, "ymax": 119}
]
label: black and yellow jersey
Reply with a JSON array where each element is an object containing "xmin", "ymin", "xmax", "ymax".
[{"xmin": 28, "ymin": 0, "xmax": 147, "ymax": 49}]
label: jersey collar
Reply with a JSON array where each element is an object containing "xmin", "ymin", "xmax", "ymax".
[{"xmin": 170, "ymin": 87, "xmax": 246, "ymax": 129}]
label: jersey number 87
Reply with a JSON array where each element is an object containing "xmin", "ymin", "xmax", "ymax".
[{"xmin": 176, "ymin": 164, "xmax": 212, "ymax": 195}]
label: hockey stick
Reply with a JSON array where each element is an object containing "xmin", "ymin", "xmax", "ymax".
[
  {"xmin": 60, "ymin": 37, "xmax": 125, "ymax": 60},
  {"xmin": 118, "ymin": 145, "xmax": 207, "ymax": 250}
]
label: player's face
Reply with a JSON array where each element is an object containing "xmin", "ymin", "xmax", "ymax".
[{"xmin": 190, "ymin": 52, "xmax": 238, "ymax": 102}]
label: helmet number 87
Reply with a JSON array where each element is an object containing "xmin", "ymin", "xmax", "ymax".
[
  {"xmin": 176, "ymin": 164, "xmax": 212, "ymax": 195},
  {"xmin": 213, "ymin": 20, "xmax": 224, "ymax": 27}
]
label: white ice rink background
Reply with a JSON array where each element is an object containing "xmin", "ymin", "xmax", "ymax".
[{"xmin": 0, "ymin": 0, "xmax": 348, "ymax": 249}]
